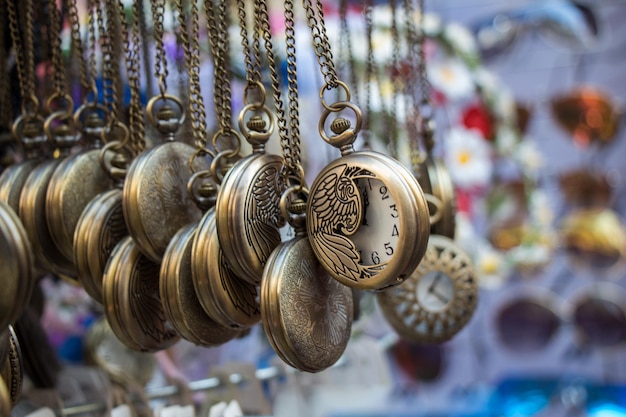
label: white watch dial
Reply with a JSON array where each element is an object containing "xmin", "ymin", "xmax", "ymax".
[{"xmin": 416, "ymin": 270, "xmax": 454, "ymax": 312}]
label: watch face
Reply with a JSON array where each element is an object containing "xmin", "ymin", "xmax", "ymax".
[
  {"xmin": 416, "ymin": 271, "xmax": 454, "ymax": 312},
  {"xmin": 352, "ymin": 178, "xmax": 399, "ymax": 267}
]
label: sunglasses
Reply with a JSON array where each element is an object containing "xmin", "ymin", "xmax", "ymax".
[
  {"xmin": 494, "ymin": 282, "xmax": 626, "ymax": 354},
  {"xmin": 550, "ymin": 87, "xmax": 621, "ymax": 147}
]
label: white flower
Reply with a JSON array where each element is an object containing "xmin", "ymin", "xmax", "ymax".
[
  {"xmin": 473, "ymin": 68, "xmax": 499, "ymax": 97},
  {"xmin": 514, "ymin": 140, "xmax": 543, "ymax": 175},
  {"xmin": 494, "ymin": 126, "xmax": 519, "ymax": 156},
  {"xmin": 428, "ymin": 57, "xmax": 475, "ymax": 100},
  {"xmin": 529, "ymin": 190, "xmax": 555, "ymax": 228},
  {"xmin": 423, "ymin": 13, "xmax": 443, "ymax": 37},
  {"xmin": 444, "ymin": 127, "xmax": 493, "ymax": 189},
  {"xmin": 474, "ymin": 244, "xmax": 510, "ymax": 290},
  {"xmin": 507, "ymin": 244, "xmax": 551, "ymax": 271},
  {"xmin": 443, "ymin": 22, "xmax": 477, "ymax": 57}
]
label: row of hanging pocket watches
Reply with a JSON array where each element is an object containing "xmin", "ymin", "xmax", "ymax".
[{"xmin": 0, "ymin": 0, "xmax": 479, "ymax": 391}]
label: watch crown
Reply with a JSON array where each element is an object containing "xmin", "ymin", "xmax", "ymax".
[{"xmin": 331, "ymin": 117, "xmax": 351, "ymax": 134}]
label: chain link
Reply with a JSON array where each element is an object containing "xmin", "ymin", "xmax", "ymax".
[
  {"xmin": 98, "ymin": 0, "xmax": 118, "ymax": 122},
  {"xmin": 47, "ymin": 0, "xmax": 67, "ymax": 98},
  {"xmin": 236, "ymin": 0, "xmax": 258, "ymax": 86},
  {"xmin": 7, "ymin": 0, "xmax": 37, "ymax": 114},
  {"xmin": 87, "ymin": 0, "xmax": 99, "ymax": 102},
  {"xmin": 256, "ymin": 0, "xmax": 289, "ymax": 166},
  {"xmin": 0, "ymin": 0, "xmax": 12, "ymax": 127},
  {"xmin": 388, "ymin": 0, "xmax": 401, "ymax": 159},
  {"xmin": 151, "ymin": 0, "xmax": 169, "ymax": 96},
  {"xmin": 67, "ymin": 0, "xmax": 92, "ymax": 95},
  {"xmin": 338, "ymin": 0, "xmax": 357, "ymax": 106},
  {"xmin": 174, "ymin": 0, "xmax": 208, "ymax": 150},
  {"xmin": 301, "ymin": 0, "xmax": 339, "ymax": 89},
  {"xmin": 363, "ymin": 0, "xmax": 373, "ymax": 142}
]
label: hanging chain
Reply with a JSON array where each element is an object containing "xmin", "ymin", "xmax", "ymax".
[
  {"xmin": 338, "ymin": 0, "xmax": 358, "ymax": 105},
  {"xmin": 256, "ymin": 0, "xmax": 290, "ymax": 167},
  {"xmin": 67, "ymin": 0, "xmax": 94, "ymax": 98},
  {"xmin": 214, "ymin": 0, "xmax": 233, "ymax": 134},
  {"xmin": 119, "ymin": 0, "xmax": 145, "ymax": 154},
  {"xmin": 174, "ymin": 0, "xmax": 208, "ymax": 151},
  {"xmin": 137, "ymin": 0, "xmax": 153, "ymax": 98},
  {"xmin": 87, "ymin": 0, "xmax": 100, "ymax": 102},
  {"xmin": 362, "ymin": 0, "xmax": 374, "ymax": 148},
  {"xmin": 284, "ymin": 0, "xmax": 304, "ymax": 183},
  {"xmin": 415, "ymin": 0, "xmax": 434, "ymax": 152},
  {"xmin": 387, "ymin": 0, "xmax": 401, "ymax": 159},
  {"xmin": 47, "ymin": 0, "xmax": 68, "ymax": 101},
  {"xmin": 7, "ymin": 0, "xmax": 37, "ymax": 114},
  {"xmin": 151, "ymin": 0, "xmax": 169, "ymax": 97},
  {"xmin": 98, "ymin": 0, "xmax": 120, "ymax": 123},
  {"xmin": 0, "ymin": 0, "xmax": 12, "ymax": 127},
  {"xmin": 236, "ymin": 0, "xmax": 258, "ymax": 86},
  {"xmin": 301, "ymin": 0, "xmax": 339, "ymax": 89}
]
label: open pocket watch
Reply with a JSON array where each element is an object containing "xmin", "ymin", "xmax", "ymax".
[
  {"xmin": 307, "ymin": 96, "xmax": 430, "ymax": 291},
  {"xmin": 377, "ymin": 235, "xmax": 478, "ymax": 343}
]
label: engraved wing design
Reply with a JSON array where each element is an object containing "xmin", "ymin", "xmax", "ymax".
[
  {"xmin": 130, "ymin": 256, "xmax": 169, "ymax": 343},
  {"xmin": 219, "ymin": 249, "xmax": 260, "ymax": 317},
  {"xmin": 309, "ymin": 164, "xmax": 374, "ymax": 282},
  {"xmin": 245, "ymin": 164, "xmax": 284, "ymax": 266},
  {"xmin": 299, "ymin": 257, "xmax": 348, "ymax": 348},
  {"xmin": 99, "ymin": 204, "xmax": 128, "ymax": 266}
]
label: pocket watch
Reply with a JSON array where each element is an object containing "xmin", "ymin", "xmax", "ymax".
[
  {"xmin": 0, "ymin": 329, "xmax": 9, "ymax": 365},
  {"xmin": 192, "ymin": 208, "xmax": 261, "ymax": 330},
  {"xmin": 102, "ymin": 235, "xmax": 179, "ymax": 352},
  {"xmin": 123, "ymin": 97, "xmax": 210, "ymax": 263},
  {"xmin": 307, "ymin": 102, "xmax": 430, "ymax": 291},
  {"xmin": 377, "ymin": 235, "xmax": 478, "ymax": 343},
  {"xmin": 261, "ymin": 218, "xmax": 353, "ymax": 373},
  {"xmin": 74, "ymin": 188, "xmax": 127, "ymax": 303},
  {"xmin": 161, "ymin": 223, "xmax": 242, "ymax": 346},
  {"xmin": 45, "ymin": 110, "xmax": 113, "ymax": 261},
  {"xmin": 420, "ymin": 155, "xmax": 456, "ymax": 239},
  {"xmin": 0, "ymin": 326, "xmax": 22, "ymax": 407},
  {"xmin": 19, "ymin": 159, "xmax": 77, "ymax": 278},
  {"xmin": 0, "ymin": 202, "xmax": 34, "ymax": 328},
  {"xmin": 216, "ymin": 104, "xmax": 285, "ymax": 285}
]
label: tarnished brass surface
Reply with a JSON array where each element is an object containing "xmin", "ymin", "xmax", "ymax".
[
  {"xmin": 102, "ymin": 236, "xmax": 179, "ymax": 352},
  {"xmin": 161, "ymin": 224, "xmax": 240, "ymax": 346},
  {"xmin": 377, "ymin": 235, "xmax": 478, "ymax": 343},
  {"xmin": 426, "ymin": 158, "xmax": 456, "ymax": 239},
  {"xmin": 74, "ymin": 189, "xmax": 127, "ymax": 303},
  {"xmin": 0, "ymin": 159, "xmax": 41, "ymax": 213},
  {"xmin": 46, "ymin": 149, "xmax": 113, "ymax": 260},
  {"xmin": 18, "ymin": 160, "xmax": 77, "ymax": 278},
  {"xmin": 123, "ymin": 141, "xmax": 210, "ymax": 262},
  {"xmin": 0, "ymin": 201, "xmax": 34, "ymax": 328},
  {"xmin": 192, "ymin": 209, "xmax": 261, "ymax": 330},
  {"xmin": 307, "ymin": 150, "xmax": 429, "ymax": 291},
  {"xmin": 215, "ymin": 153, "xmax": 284, "ymax": 284},
  {"xmin": 261, "ymin": 235, "xmax": 353, "ymax": 373},
  {"xmin": 0, "ymin": 326, "xmax": 22, "ymax": 406}
]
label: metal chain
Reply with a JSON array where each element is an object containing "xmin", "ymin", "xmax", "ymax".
[
  {"xmin": 87, "ymin": 0, "xmax": 99, "ymax": 102},
  {"xmin": 0, "ymin": 0, "xmax": 12, "ymax": 127},
  {"xmin": 338, "ymin": 0, "xmax": 358, "ymax": 106},
  {"xmin": 98, "ymin": 0, "xmax": 118, "ymax": 122},
  {"xmin": 388, "ymin": 0, "xmax": 401, "ymax": 159},
  {"xmin": 174, "ymin": 0, "xmax": 208, "ymax": 150},
  {"xmin": 363, "ymin": 0, "xmax": 373, "ymax": 140},
  {"xmin": 119, "ymin": 0, "xmax": 145, "ymax": 153},
  {"xmin": 416, "ymin": 0, "xmax": 431, "ymax": 112},
  {"xmin": 67, "ymin": 0, "xmax": 92, "ymax": 95},
  {"xmin": 284, "ymin": 0, "xmax": 303, "ymax": 181},
  {"xmin": 47, "ymin": 0, "xmax": 67, "ymax": 98},
  {"xmin": 7, "ymin": 0, "xmax": 37, "ymax": 114},
  {"xmin": 137, "ymin": 0, "xmax": 153, "ymax": 98},
  {"xmin": 256, "ymin": 0, "xmax": 290, "ymax": 167},
  {"xmin": 151, "ymin": 0, "xmax": 169, "ymax": 97},
  {"xmin": 251, "ymin": 1, "xmax": 261, "ymax": 85},
  {"xmin": 301, "ymin": 0, "xmax": 339, "ymax": 89},
  {"xmin": 236, "ymin": 0, "xmax": 258, "ymax": 85}
]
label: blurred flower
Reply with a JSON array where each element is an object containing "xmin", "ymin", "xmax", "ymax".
[
  {"xmin": 428, "ymin": 58, "xmax": 474, "ymax": 100},
  {"xmin": 462, "ymin": 102, "xmax": 495, "ymax": 140},
  {"xmin": 529, "ymin": 190, "xmax": 554, "ymax": 228},
  {"xmin": 444, "ymin": 127, "xmax": 493, "ymax": 189},
  {"xmin": 494, "ymin": 126, "xmax": 519, "ymax": 156},
  {"xmin": 507, "ymin": 243, "xmax": 551, "ymax": 273},
  {"xmin": 443, "ymin": 22, "xmax": 478, "ymax": 57},
  {"xmin": 423, "ymin": 13, "xmax": 443, "ymax": 36},
  {"xmin": 514, "ymin": 140, "xmax": 543, "ymax": 175},
  {"xmin": 475, "ymin": 244, "xmax": 510, "ymax": 289}
]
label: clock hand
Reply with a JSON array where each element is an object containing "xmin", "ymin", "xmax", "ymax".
[
  {"xmin": 431, "ymin": 288, "xmax": 449, "ymax": 304},
  {"xmin": 427, "ymin": 272, "xmax": 443, "ymax": 294}
]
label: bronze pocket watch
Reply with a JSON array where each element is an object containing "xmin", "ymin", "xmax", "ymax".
[
  {"xmin": 307, "ymin": 101, "xmax": 430, "ymax": 291},
  {"xmin": 0, "ymin": 326, "xmax": 22, "ymax": 407},
  {"xmin": 377, "ymin": 235, "xmax": 478, "ymax": 343}
]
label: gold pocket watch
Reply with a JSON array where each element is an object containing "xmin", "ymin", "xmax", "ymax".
[
  {"xmin": 262, "ymin": 194, "xmax": 354, "ymax": 373},
  {"xmin": 161, "ymin": 223, "xmax": 242, "ymax": 346},
  {"xmin": 216, "ymin": 96, "xmax": 285, "ymax": 285},
  {"xmin": 192, "ymin": 208, "xmax": 262, "ymax": 330},
  {"xmin": 102, "ymin": 236, "xmax": 180, "ymax": 352},
  {"xmin": 46, "ymin": 106, "xmax": 114, "ymax": 261},
  {"xmin": 0, "ymin": 326, "xmax": 22, "ymax": 407},
  {"xmin": 422, "ymin": 156, "xmax": 457, "ymax": 239},
  {"xmin": 0, "ymin": 202, "xmax": 34, "ymax": 328},
  {"xmin": 123, "ymin": 97, "xmax": 210, "ymax": 263},
  {"xmin": 377, "ymin": 235, "xmax": 478, "ymax": 343},
  {"xmin": 307, "ymin": 100, "xmax": 430, "ymax": 291}
]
